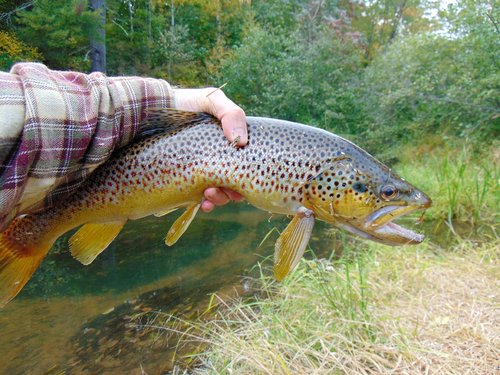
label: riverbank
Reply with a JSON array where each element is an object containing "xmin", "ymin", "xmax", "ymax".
[{"xmin": 179, "ymin": 236, "xmax": 498, "ymax": 374}]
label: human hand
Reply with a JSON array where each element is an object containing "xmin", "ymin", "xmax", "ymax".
[{"xmin": 173, "ymin": 87, "xmax": 247, "ymax": 212}]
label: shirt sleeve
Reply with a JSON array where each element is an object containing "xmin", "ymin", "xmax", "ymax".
[{"xmin": 0, "ymin": 63, "xmax": 173, "ymax": 230}]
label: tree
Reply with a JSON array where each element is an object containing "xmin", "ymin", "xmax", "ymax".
[
  {"xmin": 219, "ymin": 25, "xmax": 365, "ymax": 133},
  {"xmin": 0, "ymin": 30, "xmax": 41, "ymax": 70},
  {"xmin": 89, "ymin": 0, "xmax": 106, "ymax": 73},
  {"xmin": 14, "ymin": 0, "xmax": 100, "ymax": 70},
  {"xmin": 342, "ymin": 0, "xmax": 434, "ymax": 62}
]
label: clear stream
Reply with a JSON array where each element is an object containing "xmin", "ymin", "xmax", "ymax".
[{"xmin": 0, "ymin": 204, "xmax": 468, "ymax": 374}]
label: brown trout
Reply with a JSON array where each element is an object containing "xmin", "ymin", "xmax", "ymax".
[{"xmin": 0, "ymin": 110, "xmax": 431, "ymax": 306}]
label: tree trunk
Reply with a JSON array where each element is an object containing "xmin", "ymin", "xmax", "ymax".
[{"xmin": 90, "ymin": 0, "xmax": 106, "ymax": 73}]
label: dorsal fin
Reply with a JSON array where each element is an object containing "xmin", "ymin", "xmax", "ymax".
[{"xmin": 138, "ymin": 109, "xmax": 218, "ymax": 138}]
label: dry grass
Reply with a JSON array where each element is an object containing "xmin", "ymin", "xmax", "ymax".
[
  {"xmin": 367, "ymin": 240, "xmax": 499, "ymax": 374},
  {"xmin": 166, "ymin": 237, "xmax": 499, "ymax": 374}
]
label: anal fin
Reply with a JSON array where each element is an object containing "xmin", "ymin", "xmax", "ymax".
[
  {"xmin": 69, "ymin": 221, "xmax": 126, "ymax": 265},
  {"xmin": 274, "ymin": 208, "xmax": 315, "ymax": 281},
  {"xmin": 165, "ymin": 203, "xmax": 200, "ymax": 246}
]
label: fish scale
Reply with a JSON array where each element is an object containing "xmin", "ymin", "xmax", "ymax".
[{"xmin": 0, "ymin": 110, "xmax": 431, "ymax": 307}]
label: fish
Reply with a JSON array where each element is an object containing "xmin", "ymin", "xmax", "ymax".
[{"xmin": 0, "ymin": 110, "xmax": 431, "ymax": 306}]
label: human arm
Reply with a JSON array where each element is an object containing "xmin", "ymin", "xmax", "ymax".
[{"xmin": 0, "ymin": 63, "xmax": 246, "ymax": 229}]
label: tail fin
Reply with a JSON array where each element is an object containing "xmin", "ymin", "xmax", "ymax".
[{"xmin": 0, "ymin": 231, "xmax": 51, "ymax": 307}]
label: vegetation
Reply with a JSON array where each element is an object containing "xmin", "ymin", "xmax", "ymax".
[
  {"xmin": 0, "ymin": 1, "xmax": 497, "ymax": 153},
  {"xmin": 1, "ymin": 0, "xmax": 498, "ymax": 372},
  {"xmin": 175, "ymin": 237, "xmax": 498, "ymax": 374}
]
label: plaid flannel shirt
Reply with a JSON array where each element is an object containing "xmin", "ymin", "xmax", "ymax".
[{"xmin": 0, "ymin": 63, "xmax": 173, "ymax": 230}]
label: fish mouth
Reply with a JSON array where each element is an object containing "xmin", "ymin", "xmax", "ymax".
[
  {"xmin": 337, "ymin": 201, "xmax": 431, "ymax": 246},
  {"xmin": 367, "ymin": 202, "xmax": 430, "ymax": 245}
]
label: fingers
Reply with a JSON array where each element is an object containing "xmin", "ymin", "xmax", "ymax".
[
  {"xmin": 200, "ymin": 200, "xmax": 216, "ymax": 213},
  {"xmin": 201, "ymin": 187, "xmax": 244, "ymax": 213},
  {"xmin": 220, "ymin": 107, "xmax": 247, "ymax": 147},
  {"xmin": 173, "ymin": 87, "xmax": 248, "ymax": 146},
  {"xmin": 207, "ymin": 89, "xmax": 247, "ymax": 146}
]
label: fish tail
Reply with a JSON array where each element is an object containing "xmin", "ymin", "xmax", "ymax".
[{"xmin": 0, "ymin": 217, "xmax": 53, "ymax": 307}]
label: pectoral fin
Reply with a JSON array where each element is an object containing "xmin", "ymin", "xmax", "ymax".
[
  {"xmin": 69, "ymin": 221, "xmax": 126, "ymax": 265},
  {"xmin": 165, "ymin": 203, "xmax": 200, "ymax": 246},
  {"xmin": 274, "ymin": 209, "xmax": 315, "ymax": 281}
]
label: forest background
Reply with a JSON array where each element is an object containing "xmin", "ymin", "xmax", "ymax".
[{"xmin": 0, "ymin": 0, "xmax": 497, "ymax": 158}]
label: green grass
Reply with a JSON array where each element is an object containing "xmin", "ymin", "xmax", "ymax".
[{"xmin": 396, "ymin": 140, "xmax": 499, "ymax": 227}]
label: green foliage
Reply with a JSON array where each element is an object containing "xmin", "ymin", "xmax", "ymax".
[
  {"xmin": 219, "ymin": 26, "xmax": 366, "ymax": 132},
  {"xmin": 344, "ymin": 0, "xmax": 435, "ymax": 62},
  {"xmin": 103, "ymin": 0, "xmax": 251, "ymax": 83},
  {"xmin": 0, "ymin": 30, "xmax": 42, "ymax": 70},
  {"xmin": 396, "ymin": 142, "xmax": 499, "ymax": 226},
  {"xmin": 359, "ymin": 27, "xmax": 498, "ymax": 155},
  {"xmin": 14, "ymin": 0, "xmax": 100, "ymax": 70},
  {"xmin": 2, "ymin": 0, "xmax": 497, "ymax": 151}
]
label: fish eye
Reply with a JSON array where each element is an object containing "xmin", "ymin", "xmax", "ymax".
[
  {"xmin": 380, "ymin": 185, "xmax": 399, "ymax": 200},
  {"xmin": 352, "ymin": 182, "xmax": 368, "ymax": 193}
]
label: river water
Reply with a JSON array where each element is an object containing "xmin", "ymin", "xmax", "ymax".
[{"xmin": 0, "ymin": 205, "xmax": 337, "ymax": 374}]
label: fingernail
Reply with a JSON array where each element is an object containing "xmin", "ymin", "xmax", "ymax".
[{"xmin": 232, "ymin": 128, "xmax": 247, "ymax": 145}]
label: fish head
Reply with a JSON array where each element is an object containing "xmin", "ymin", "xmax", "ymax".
[{"xmin": 304, "ymin": 156, "xmax": 432, "ymax": 245}]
